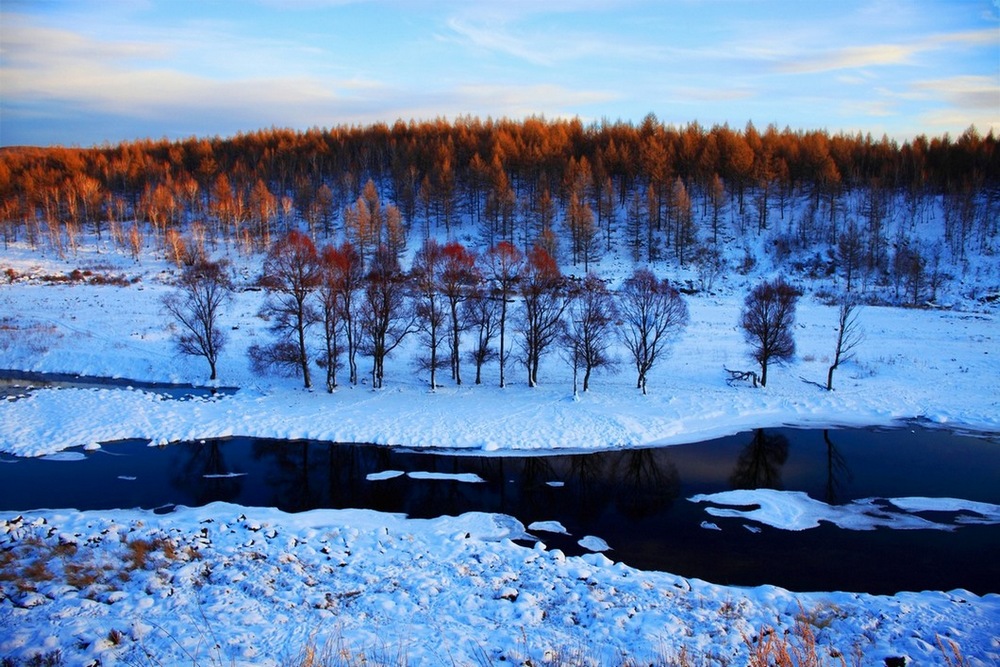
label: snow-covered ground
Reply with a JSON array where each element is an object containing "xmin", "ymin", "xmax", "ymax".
[{"xmin": 1, "ymin": 241, "xmax": 999, "ymax": 665}]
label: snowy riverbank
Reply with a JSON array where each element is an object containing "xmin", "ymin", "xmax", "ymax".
[
  {"xmin": 3, "ymin": 502, "xmax": 999, "ymax": 666},
  {"xmin": 1, "ymin": 245, "xmax": 998, "ymax": 665}
]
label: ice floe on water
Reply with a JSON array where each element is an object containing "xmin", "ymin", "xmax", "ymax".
[
  {"xmin": 689, "ymin": 489, "xmax": 1000, "ymax": 532},
  {"xmin": 406, "ymin": 471, "xmax": 485, "ymax": 483},
  {"xmin": 366, "ymin": 469, "xmax": 405, "ymax": 481},
  {"xmin": 528, "ymin": 520, "xmax": 569, "ymax": 534},
  {"xmin": 39, "ymin": 452, "xmax": 87, "ymax": 462},
  {"xmin": 578, "ymin": 535, "xmax": 611, "ymax": 552}
]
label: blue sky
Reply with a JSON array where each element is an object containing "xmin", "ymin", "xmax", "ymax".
[{"xmin": 1, "ymin": 0, "xmax": 997, "ymax": 147}]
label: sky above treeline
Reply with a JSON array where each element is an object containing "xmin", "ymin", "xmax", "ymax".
[{"xmin": 1, "ymin": 0, "xmax": 997, "ymax": 148}]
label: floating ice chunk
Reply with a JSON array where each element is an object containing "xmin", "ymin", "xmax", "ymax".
[
  {"xmin": 578, "ymin": 535, "xmax": 611, "ymax": 552},
  {"xmin": 528, "ymin": 520, "xmax": 569, "ymax": 534},
  {"xmin": 407, "ymin": 471, "xmax": 484, "ymax": 483},
  {"xmin": 700, "ymin": 521, "xmax": 721, "ymax": 531},
  {"xmin": 202, "ymin": 472, "xmax": 247, "ymax": 479},
  {"xmin": 689, "ymin": 489, "xmax": 1000, "ymax": 532},
  {"xmin": 690, "ymin": 490, "xmax": 828, "ymax": 530},
  {"xmin": 118, "ymin": 475, "xmax": 137, "ymax": 481},
  {"xmin": 886, "ymin": 496, "xmax": 1000, "ymax": 521},
  {"xmin": 546, "ymin": 481, "xmax": 565, "ymax": 487},
  {"xmin": 366, "ymin": 470, "xmax": 405, "ymax": 481},
  {"xmin": 40, "ymin": 452, "xmax": 87, "ymax": 462}
]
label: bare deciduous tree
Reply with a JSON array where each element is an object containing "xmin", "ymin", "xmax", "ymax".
[
  {"xmin": 412, "ymin": 239, "xmax": 448, "ymax": 390},
  {"xmin": 518, "ymin": 246, "xmax": 570, "ymax": 387},
  {"xmin": 740, "ymin": 276, "xmax": 799, "ymax": 387},
  {"xmin": 563, "ymin": 274, "xmax": 617, "ymax": 393},
  {"xmin": 439, "ymin": 241, "xmax": 479, "ymax": 386},
  {"xmin": 163, "ymin": 259, "xmax": 232, "ymax": 380},
  {"xmin": 619, "ymin": 268, "xmax": 689, "ymax": 395},
  {"xmin": 359, "ymin": 245, "xmax": 416, "ymax": 389},
  {"xmin": 318, "ymin": 241, "xmax": 363, "ymax": 392},
  {"xmin": 485, "ymin": 241, "xmax": 524, "ymax": 388},
  {"xmin": 257, "ymin": 230, "xmax": 322, "ymax": 388},
  {"xmin": 466, "ymin": 284, "xmax": 500, "ymax": 385},
  {"xmin": 827, "ymin": 296, "xmax": 863, "ymax": 391}
]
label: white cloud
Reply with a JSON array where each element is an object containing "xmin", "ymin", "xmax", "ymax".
[
  {"xmin": 912, "ymin": 75, "xmax": 1000, "ymax": 110},
  {"xmin": 775, "ymin": 28, "xmax": 999, "ymax": 74},
  {"xmin": 444, "ymin": 17, "xmax": 555, "ymax": 67},
  {"xmin": 0, "ymin": 14, "xmax": 388, "ymax": 126}
]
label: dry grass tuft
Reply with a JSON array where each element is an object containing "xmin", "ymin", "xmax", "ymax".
[{"xmin": 937, "ymin": 635, "xmax": 969, "ymax": 667}]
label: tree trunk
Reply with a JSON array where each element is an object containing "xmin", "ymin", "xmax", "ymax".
[
  {"xmin": 298, "ymin": 325, "xmax": 311, "ymax": 389},
  {"xmin": 429, "ymin": 337, "xmax": 437, "ymax": 391},
  {"xmin": 499, "ymin": 299, "xmax": 507, "ymax": 388},
  {"xmin": 451, "ymin": 305, "xmax": 462, "ymax": 385}
]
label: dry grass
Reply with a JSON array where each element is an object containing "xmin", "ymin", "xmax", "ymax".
[
  {"xmin": 743, "ymin": 611, "xmax": 848, "ymax": 667},
  {"xmin": 125, "ymin": 537, "xmax": 160, "ymax": 570},
  {"xmin": 936, "ymin": 636, "xmax": 969, "ymax": 667},
  {"xmin": 63, "ymin": 561, "xmax": 104, "ymax": 589},
  {"xmin": 0, "ymin": 528, "xmax": 184, "ymax": 607}
]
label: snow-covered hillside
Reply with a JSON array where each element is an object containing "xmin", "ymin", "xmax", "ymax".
[{"xmin": 1, "ymin": 239, "xmax": 997, "ymax": 456}]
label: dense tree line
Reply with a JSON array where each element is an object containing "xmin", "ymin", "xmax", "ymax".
[{"xmin": 1, "ymin": 117, "xmax": 996, "ymax": 286}]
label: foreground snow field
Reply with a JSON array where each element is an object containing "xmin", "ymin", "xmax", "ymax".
[
  {"xmin": 2, "ymin": 503, "xmax": 998, "ymax": 666},
  {"xmin": 1, "ymin": 243, "xmax": 999, "ymax": 665}
]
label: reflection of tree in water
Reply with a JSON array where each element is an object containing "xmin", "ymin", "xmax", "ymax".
[
  {"xmin": 172, "ymin": 439, "xmax": 244, "ymax": 504},
  {"xmin": 564, "ymin": 452, "xmax": 611, "ymax": 521},
  {"xmin": 253, "ymin": 439, "xmax": 323, "ymax": 511},
  {"xmin": 514, "ymin": 456, "xmax": 559, "ymax": 516},
  {"xmin": 612, "ymin": 448, "xmax": 680, "ymax": 519},
  {"xmin": 354, "ymin": 445, "xmax": 403, "ymax": 512},
  {"xmin": 729, "ymin": 429, "xmax": 789, "ymax": 489},
  {"xmin": 822, "ymin": 430, "xmax": 853, "ymax": 503},
  {"xmin": 250, "ymin": 440, "xmax": 400, "ymax": 512}
]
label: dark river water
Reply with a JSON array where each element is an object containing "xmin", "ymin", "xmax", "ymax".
[{"xmin": 2, "ymin": 426, "xmax": 998, "ymax": 595}]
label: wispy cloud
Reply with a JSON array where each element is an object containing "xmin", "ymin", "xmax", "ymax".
[
  {"xmin": 776, "ymin": 28, "xmax": 999, "ymax": 74},
  {"xmin": 2, "ymin": 1, "xmax": 996, "ymax": 145},
  {"xmin": 0, "ymin": 11, "xmax": 618, "ymax": 141},
  {"xmin": 444, "ymin": 18, "xmax": 556, "ymax": 67},
  {"xmin": 779, "ymin": 44, "xmax": 919, "ymax": 74},
  {"xmin": 441, "ymin": 5, "xmax": 662, "ymax": 68},
  {"xmin": 0, "ymin": 14, "xmax": 384, "ymax": 131},
  {"xmin": 912, "ymin": 75, "xmax": 1000, "ymax": 112}
]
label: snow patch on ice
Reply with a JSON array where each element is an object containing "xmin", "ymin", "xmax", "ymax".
[
  {"xmin": 578, "ymin": 535, "xmax": 611, "ymax": 552},
  {"xmin": 528, "ymin": 520, "xmax": 569, "ymax": 535},
  {"xmin": 689, "ymin": 489, "xmax": 1000, "ymax": 532},
  {"xmin": 407, "ymin": 471, "xmax": 484, "ymax": 483},
  {"xmin": 366, "ymin": 470, "xmax": 405, "ymax": 481},
  {"xmin": 40, "ymin": 452, "xmax": 86, "ymax": 462}
]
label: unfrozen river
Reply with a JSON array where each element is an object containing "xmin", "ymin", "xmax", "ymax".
[{"xmin": 2, "ymin": 426, "xmax": 998, "ymax": 595}]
